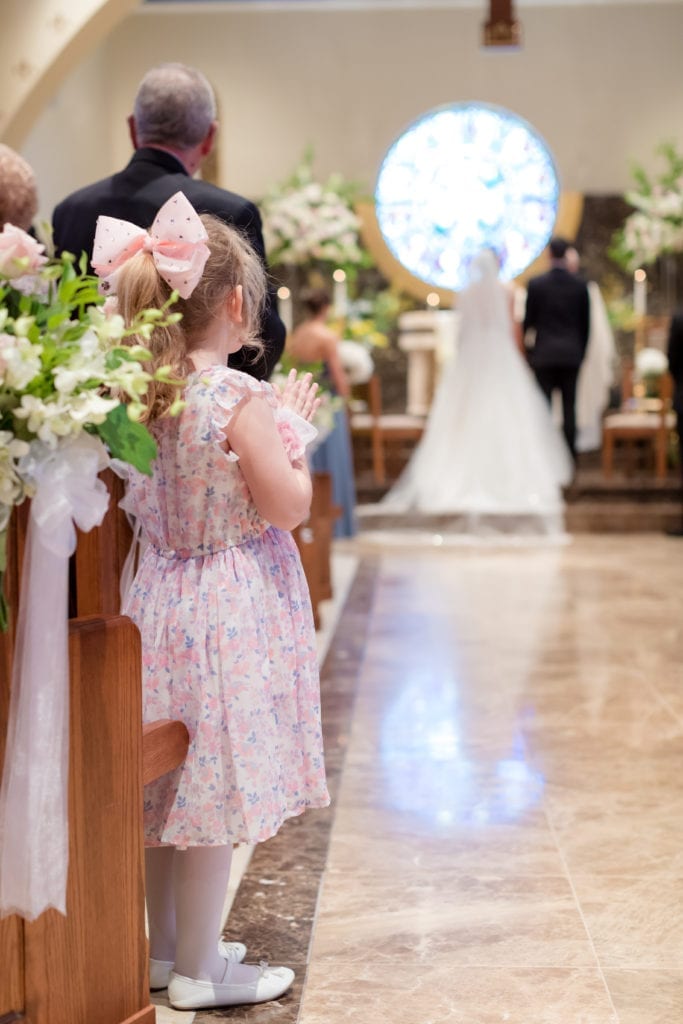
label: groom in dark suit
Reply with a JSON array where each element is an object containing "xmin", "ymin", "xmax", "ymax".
[
  {"xmin": 523, "ymin": 236, "xmax": 590, "ymax": 457},
  {"xmin": 52, "ymin": 63, "xmax": 285, "ymax": 380}
]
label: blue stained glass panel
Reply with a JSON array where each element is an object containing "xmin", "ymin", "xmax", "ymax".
[{"xmin": 375, "ymin": 103, "xmax": 560, "ymax": 291}]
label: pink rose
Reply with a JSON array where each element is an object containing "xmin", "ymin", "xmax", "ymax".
[{"xmin": 0, "ymin": 223, "xmax": 47, "ymax": 280}]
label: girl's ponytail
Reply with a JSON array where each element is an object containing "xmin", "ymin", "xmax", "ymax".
[{"xmin": 116, "ymin": 252, "xmax": 190, "ymax": 421}]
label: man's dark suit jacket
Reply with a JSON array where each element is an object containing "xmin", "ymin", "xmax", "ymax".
[
  {"xmin": 52, "ymin": 147, "xmax": 285, "ymax": 380},
  {"xmin": 523, "ymin": 266, "xmax": 590, "ymax": 371},
  {"xmin": 667, "ymin": 313, "xmax": 683, "ymax": 416}
]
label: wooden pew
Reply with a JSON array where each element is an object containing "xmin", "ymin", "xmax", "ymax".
[
  {"xmin": 21, "ymin": 615, "xmax": 152, "ymax": 1024},
  {"xmin": 0, "ymin": 471, "xmax": 188, "ymax": 1024},
  {"xmin": 292, "ymin": 471, "xmax": 341, "ymax": 630},
  {"xmin": 0, "ymin": 505, "xmax": 25, "ymax": 1020}
]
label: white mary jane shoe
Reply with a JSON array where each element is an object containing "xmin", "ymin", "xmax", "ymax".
[
  {"xmin": 168, "ymin": 961, "xmax": 295, "ymax": 1009},
  {"xmin": 150, "ymin": 958, "xmax": 175, "ymax": 991},
  {"xmin": 149, "ymin": 939, "xmax": 247, "ymax": 991}
]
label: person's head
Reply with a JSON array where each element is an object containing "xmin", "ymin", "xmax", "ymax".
[
  {"xmin": 0, "ymin": 144, "xmax": 38, "ymax": 230},
  {"xmin": 116, "ymin": 214, "xmax": 266, "ymax": 420},
  {"xmin": 301, "ymin": 287, "xmax": 332, "ymax": 318},
  {"xmin": 548, "ymin": 236, "xmax": 570, "ymax": 263},
  {"xmin": 468, "ymin": 247, "xmax": 500, "ymax": 284},
  {"xmin": 565, "ymin": 246, "xmax": 580, "ymax": 274},
  {"xmin": 129, "ymin": 63, "xmax": 218, "ymax": 172}
]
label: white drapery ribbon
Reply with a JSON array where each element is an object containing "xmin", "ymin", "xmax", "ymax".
[{"xmin": 0, "ymin": 433, "xmax": 110, "ymax": 920}]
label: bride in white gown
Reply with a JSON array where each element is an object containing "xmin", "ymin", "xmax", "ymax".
[{"xmin": 382, "ymin": 249, "xmax": 573, "ymax": 534}]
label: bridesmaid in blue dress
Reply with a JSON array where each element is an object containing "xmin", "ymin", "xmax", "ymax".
[{"xmin": 287, "ymin": 288, "xmax": 357, "ymax": 538}]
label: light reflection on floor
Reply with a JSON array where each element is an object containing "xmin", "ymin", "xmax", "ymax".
[{"xmin": 381, "ymin": 676, "xmax": 545, "ymax": 825}]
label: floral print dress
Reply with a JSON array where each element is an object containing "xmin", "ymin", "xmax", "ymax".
[{"xmin": 122, "ymin": 365, "xmax": 330, "ymax": 848}]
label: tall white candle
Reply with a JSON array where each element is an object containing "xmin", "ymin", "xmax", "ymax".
[
  {"xmin": 332, "ymin": 268, "xmax": 348, "ymax": 318},
  {"xmin": 633, "ymin": 269, "xmax": 647, "ymax": 317},
  {"xmin": 277, "ymin": 286, "xmax": 293, "ymax": 336}
]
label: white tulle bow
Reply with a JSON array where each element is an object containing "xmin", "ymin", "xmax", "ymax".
[{"xmin": 0, "ymin": 433, "xmax": 109, "ymax": 919}]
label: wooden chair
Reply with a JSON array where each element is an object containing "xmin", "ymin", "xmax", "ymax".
[
  {"xmin": 634, "ymin": 313, "xmax": 671, "ymax": 354},
  {"xmin": 602, "ymin": 368, "xmax": 676, "ymax": 479},
  {"xmin": 349, "ymin": 375, "xmax": 426, "ymax": 485}
]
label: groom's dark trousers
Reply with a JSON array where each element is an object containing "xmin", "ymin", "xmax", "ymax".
[
  {"xmin": 533, "ymin": 367, "xmax": 579, "ymax": 458},
  {"xmin": 523, "ymin": 265, "xmax": 590, "ymax": 457}
]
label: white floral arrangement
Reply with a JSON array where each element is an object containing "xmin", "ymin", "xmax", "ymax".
[
  {"xmin": 635, "ymin": 345, "xmax": 668, "ymax": 380},
  {"xmin": 0, "ymin": 223, "xmax": 179, "ymax": 626},
  {"xmin": 611, "ymin": 143, "xmax": 683, "ymax": 270},
  {"xmin": 338, "ymin": 339, "xmax": 375, "ymax": 385},
  {"xmin": 261, "ymin": 150, "xmax": 367, "ymax": 269},
  {"xmin": 0, "ymin": 224, "xmax": 190, "ymax": 925}
]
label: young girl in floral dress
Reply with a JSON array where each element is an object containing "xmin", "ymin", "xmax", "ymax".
[{"xmin": 92, "ymin": 192, "xmax": 329, "ymax": 1011}]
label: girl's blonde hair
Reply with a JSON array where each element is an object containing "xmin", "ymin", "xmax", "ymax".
[{"xmin": 116, "ymin": 214, "xmax": 266, "ymax": 420}]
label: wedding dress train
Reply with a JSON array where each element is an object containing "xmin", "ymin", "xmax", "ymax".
[
  {"xmin": 381, "ymin": 251, "xmax": 573, "ymax": 535},
  {"xmin": 576, "ymin": 282, "xmax": 617, "ymax": 452}
]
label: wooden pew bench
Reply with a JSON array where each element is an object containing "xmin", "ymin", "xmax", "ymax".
[{"xmin": 0, "ymin": 472, "xmax": 189, "ymax": 1024}]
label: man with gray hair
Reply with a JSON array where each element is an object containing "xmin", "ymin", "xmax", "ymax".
[{"xmin": 52, "ymin": 63, "xmax": 285, "ymax": 379}]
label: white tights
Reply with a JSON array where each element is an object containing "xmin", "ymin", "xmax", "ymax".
[{"xmin": 145, "ymin": 845, "xmax": 234, "ymax": 982}]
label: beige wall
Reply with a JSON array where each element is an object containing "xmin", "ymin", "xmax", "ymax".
[
  {"xmin": 21, "ymin": 2, "xmax": 683, "ymax": 221},
  {"xmin": 22, "ymin": 48, "xmax": 112, "ymax": 227}
]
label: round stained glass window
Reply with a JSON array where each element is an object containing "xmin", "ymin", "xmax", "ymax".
[{"xmin": 374, "ymin": 103, "xmax": 560, "ymax": 291}]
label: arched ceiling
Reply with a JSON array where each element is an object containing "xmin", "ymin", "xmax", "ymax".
[{"xmin": 0, "ymin": 0, "xmax": 138, "ymax": 149}]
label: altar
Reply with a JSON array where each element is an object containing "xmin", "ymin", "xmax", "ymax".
[{"xmin": 398, "ymin": 309, "xmax": 459, "ymax": 417}]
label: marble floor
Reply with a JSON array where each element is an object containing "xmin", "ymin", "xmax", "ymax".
[{"xmin": 158, "ymin": 533, "xmax": 683, "ymax": 1023}]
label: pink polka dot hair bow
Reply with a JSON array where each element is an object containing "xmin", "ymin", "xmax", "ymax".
[{"xmin": 91, "ymin": 191, "xmax": 210, "ymax": 299}]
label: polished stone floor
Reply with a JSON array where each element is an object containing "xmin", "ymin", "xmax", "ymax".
[{"xmin": 160, "ymin": 533, "xmax": 683, "ymax": 1023}]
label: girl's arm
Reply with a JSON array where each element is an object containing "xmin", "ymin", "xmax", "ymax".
[{"xmin": 225, "ymin": 374, "xmax": 319, "ymax": 531}]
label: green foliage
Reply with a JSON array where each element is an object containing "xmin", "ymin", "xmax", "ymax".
[
  {"xmin": 610, "ymin": 141, "xmax": 683, "ymax": 271},
  {"xmin": 95, "ymin": 403, "xmax": 158, "ymax": 476}
]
